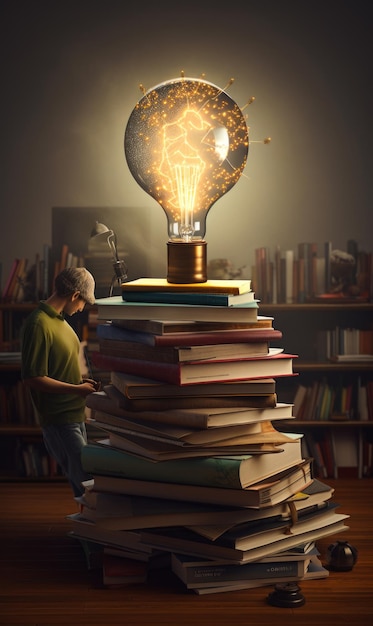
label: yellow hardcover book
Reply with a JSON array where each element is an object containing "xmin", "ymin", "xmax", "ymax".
[{"xmin": 121, "ymin": 277, "xmax": 252, "ymax": 295}]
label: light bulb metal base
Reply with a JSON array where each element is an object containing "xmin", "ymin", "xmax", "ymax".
[{"xmin": 167, "ymin": 241, "xmax": 207, "ymax": 284}]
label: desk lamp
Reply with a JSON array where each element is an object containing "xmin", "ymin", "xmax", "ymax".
[
  {"xmin": 90, "ymin": 221, "xmax": 128, "ymax": 296},
  {"xmin": 124, "ymin": 74, "xmax": 251, "ymax": 283}
]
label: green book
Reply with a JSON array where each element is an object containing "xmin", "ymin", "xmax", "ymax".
[{"xmin": 81, "ymin": 434, "xmax": 303, "ymax": 490}]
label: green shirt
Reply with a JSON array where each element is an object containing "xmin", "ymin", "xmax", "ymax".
[{"xmin": 20, "ymin": 301, "xmax": 86, "ymax": 426}]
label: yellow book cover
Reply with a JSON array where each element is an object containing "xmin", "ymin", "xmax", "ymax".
[{"xmin": 121, "ymin": 277, "xmax": 252, "ymax": 295}]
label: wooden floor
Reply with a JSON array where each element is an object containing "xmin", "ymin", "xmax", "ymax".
[{"xmin": 0, "ymin": 479, "xmax": 372, "ymax": 626}]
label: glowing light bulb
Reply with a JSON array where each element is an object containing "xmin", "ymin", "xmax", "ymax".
[{"xmin": 124, "ymin": 76, "xmax": 249, "ymax": 283}]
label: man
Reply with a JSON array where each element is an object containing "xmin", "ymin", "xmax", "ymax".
[{"xmin": 21, "ymin": 267, "xmax": 99, "ymax": 498}]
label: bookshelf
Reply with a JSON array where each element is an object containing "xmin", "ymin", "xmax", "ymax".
[
  {"xmin": 259, "ymin": 302, "xmax": 373, "ymax": 479},
  {"xmin": 1, "ymin": 300, "xmax": 372, "ymax": 480}
]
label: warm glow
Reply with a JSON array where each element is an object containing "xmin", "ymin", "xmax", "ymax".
[{"xmin": 124, "ymin": 76, "xmax": 249, "ymax": 242}]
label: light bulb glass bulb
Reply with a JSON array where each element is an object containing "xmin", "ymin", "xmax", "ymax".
[{"xmin": 124, "ymin": 77, "xmax": 249, "ymax": 243}]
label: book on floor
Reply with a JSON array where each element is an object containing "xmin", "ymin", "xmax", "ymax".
[
  {"xmin": 191, "ymin": 554, "xmax": 329, "ymax": 594},
  {"xmin": 170, "ymin": 550, "xmax": 313, "ymax": 590}
]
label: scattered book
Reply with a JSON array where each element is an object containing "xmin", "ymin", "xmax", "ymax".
[
  {"xmin": 121, "ymin": 277, "xmax": 252, "ymax": 295},
  {"xmin": 191, "ymin": 554, "xmax": 329, "ymax": 594},
  {"xmin": 81, "ymin": 434, "xmax": 304, "ymax": 489},
  {"xmin": 91, "ymin": 349, "xmax": 297, "ymax": 385}
]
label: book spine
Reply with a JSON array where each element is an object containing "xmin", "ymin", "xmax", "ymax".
[{"xmin": 173, "ymin": 557, "xmax": 303, "ymax": 585}]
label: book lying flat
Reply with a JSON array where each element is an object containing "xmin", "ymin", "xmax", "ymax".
[
  {"xmin": 139, "ymin": 508, "xmax": 349, "ymax": 563},
  {"xmin": 84, "ymin": 459, "xmax": 313, "ymax": 509},
  {"xmin": 91, "ymin": 349, "xmax": 297, "ymax": 385},
  {"xmin": 98, "ymin": 337, "xmax": 271, "ymax": 363},
  {"xmin": 111, "ymin": 317, "xmax": 274, "ymax": 334},
  {"xmin": 95, "ymin": 296, "xmax": 259, "ymax": 323},
  {"xmin": 122, "ymin": 290, "xmax": 256, "ymax": 307},
  {"xmin": 88, "ymin": 412, "xmax": 295, "ymax": 446},
  {"xmin": 81, "ymin": 434, "xmax": 304, "ymax": 489},
  {"xmin": 77, "ymin": 477, "xmax": 316, "ymax": 531},
  {"xmin": 120, "ymin": 277, "xmax": 252, "ymax": 295},
  {"xmin": 109, "ymin": 372, "xmax": 277, "ymax": 399},
  {"xmin": 97, "ymin": 322, "xmax": 282, "ymax": 347},
  {"xmin": 191, "ymin": 555, "xmax": 329, "ymax": 594},
  {"xmin": 170, "ymin": 551, "xmax": 311, "ymax": 589},
  {"xmin": 87, "ymin": 384, "xmax": 278, "ymax": 414},
  {"xmin": 96, "ymin": 434, "xmax": 289, "ymax": 462}
]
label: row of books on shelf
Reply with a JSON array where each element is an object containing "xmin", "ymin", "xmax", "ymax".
[
  {"xmin": 67, "ymin": 277, "xmax": 349, "ymax": 594},
  {"xmin": 0, "ymin": 379, "xmax": 38, "ymax": 425},
  {"xmin": 1, "ymin": 243, "xmax": 85, "ymax": 303},
  {"xmin": 293, "ymin": 377, "xmax": 373, "ymax": 421},
  {"xmin": 316, "ymin": 327, "xmax": 373, "ymax": 362},
  {"xmin": 301, "ymin": 429, "xmax": 373, "ymax": 480},
  {"xmin": 0, "ymin": 436, "xmax": 62, "ymax": 479},
  {"xmin": 251, "ymin": 240, "xmax": 373, "ymax": 304}
]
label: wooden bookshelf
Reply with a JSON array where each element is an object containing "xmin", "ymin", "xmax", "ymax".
[{"xmin": 260, "ymin": 302, "xmax": 373, "ymax": 479}]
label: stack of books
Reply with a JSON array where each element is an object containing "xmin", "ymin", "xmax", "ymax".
[{"xmin": 67, "ymin": 277, "xmax": 350, "ymax": 593}]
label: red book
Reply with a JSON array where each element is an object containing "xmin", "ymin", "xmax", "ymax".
[{"xmin": 91, "ymin": 349, "xmax": 297, "ymax": 386}]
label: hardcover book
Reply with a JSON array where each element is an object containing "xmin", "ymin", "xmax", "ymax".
[
  {"xmin": 84, "ymin": 459, "xmax": 314, "ymax": 509},
  {"xmin": 121, "ymin": 277, "xmax": 252, "ymax": 295},
  {"xmin": 81, "ymin": 434, "xmax": 304, "ymax": 489},
  {"xmin": 109, "ymin": 372, "xmax": 277, "ymax": 399},
  {"xmin": 139, "ymin": 507, "xmax": 349, "ymax": 563},
  {"xmin": 121, "ymin": 290, "xmax": 256, "ymax": 307},
  {"xmin": 111, "ymin": 317, "xmax": 274, "ymax": 335},
  {"xmin": 86, "ymin": 387, "xmax": 284, "ymax": 425},
  {"xmin": 95, "ymin": 296, "xmax": 259, "ymax": 323},
  {"xmin": 91, "ymin": 349, "xmax": 296, "ymax": 385},
  {"xmin": 96, "ymin": 321, "xmax": 283, "ymax": 347},
  {"xmin": 97, "ymin": 337, "xmax": 271, "ymax": 363}
]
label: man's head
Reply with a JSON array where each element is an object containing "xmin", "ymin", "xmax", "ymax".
[{"xmin": 55, "ymin": 267, "xmax": 96, "ymax": 305}]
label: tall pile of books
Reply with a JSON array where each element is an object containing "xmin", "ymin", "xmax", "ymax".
[{"xmin": 67, "ymin": 277, "xmax": 350, "ymax": 593}]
